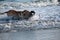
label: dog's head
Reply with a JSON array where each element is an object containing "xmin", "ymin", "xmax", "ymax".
[
  {"xmin": 22, "ymin": 10, "xmax": 35, "ymax": 19},
  {"xmin": 30, "ymin": 11, "xmax": 35, "ymax": 16}
]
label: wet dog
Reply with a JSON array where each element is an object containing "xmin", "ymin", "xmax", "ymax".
[{"xmin": 4, "ymin": 10, "xmax": 35, "ymax": 20}]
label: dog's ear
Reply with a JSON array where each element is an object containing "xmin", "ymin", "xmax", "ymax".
[{"xmin": 30, "ymin": 11, "xmax": 35, "ymax": 15}]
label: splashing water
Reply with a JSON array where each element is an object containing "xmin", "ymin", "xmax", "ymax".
[{"xmin": 0, "ymin": 2, "xmax": 60, "ymax": 32}]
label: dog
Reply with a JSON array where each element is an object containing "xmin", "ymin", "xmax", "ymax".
[{"xmin": 3, "ymin": 10, "xmax": 35, "ymax": 20}]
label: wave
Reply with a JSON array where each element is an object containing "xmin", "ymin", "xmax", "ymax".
[
  {"xmin": 0, "ymin": 2, "xmax": 59, "ymax": 9},
  {"xmin": 0, "ymin": 19, "xmax": 60, "ymax": 32}
]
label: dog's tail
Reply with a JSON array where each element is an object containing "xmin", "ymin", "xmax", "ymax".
[{"xmin": 0, "ymin": 12, "xmax": 7, "ymax": 15}]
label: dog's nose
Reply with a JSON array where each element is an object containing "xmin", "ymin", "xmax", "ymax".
[{"xmin": 31, "ymin": 11, "xmax": 35, "ymax": 14}]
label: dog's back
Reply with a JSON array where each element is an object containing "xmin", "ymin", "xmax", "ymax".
[{"xmin": 5, "ymin": 10, "xmax": 18, "ymax": 17}]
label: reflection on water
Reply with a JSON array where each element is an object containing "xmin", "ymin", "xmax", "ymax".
[{"xmin": 0, "ymin": 29, "xmax": 60, "ymax": 40}]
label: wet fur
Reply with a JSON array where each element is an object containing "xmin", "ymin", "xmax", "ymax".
[{"xmin": 3, "ymin": 10, "xmax": 35, "ymax": 20}]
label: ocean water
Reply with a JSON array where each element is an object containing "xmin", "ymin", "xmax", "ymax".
[
  {"xmin": 0, "ymin": 29, "xmax": 60, "ymax": 40},
  {"xmin": 0, "ymin": 0, "xmax": 32, "ymax": 2},
  {"xmin": 0, "ymin": 2, "xmax": 60, "ymax": 31},
  {"xmin": 0, "ymin": 0, "xmax": 60, "ymax": 40}
]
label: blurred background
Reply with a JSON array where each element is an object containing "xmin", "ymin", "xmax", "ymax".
[{"xmin": 0, "ymin": 0, "xmax": 60, "ymax": 3}]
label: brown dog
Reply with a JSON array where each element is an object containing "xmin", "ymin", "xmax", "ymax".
[{"xmin": 4, "ymin": 10, "xmax": 35, "ymax": 20}]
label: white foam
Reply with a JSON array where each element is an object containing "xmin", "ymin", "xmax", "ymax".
[{"xmin": 29, "ymin": 14, "xmax": 40, "ymax": 21}]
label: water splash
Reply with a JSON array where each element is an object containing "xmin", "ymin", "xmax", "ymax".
[{"xmin": 0, "ymin": 2, "xmax": 60, "ymax": 32}]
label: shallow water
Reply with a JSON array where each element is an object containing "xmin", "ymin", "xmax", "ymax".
[{"xmin": 0, "ymin": 29, "xmax": 60, "ymax": 40}]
